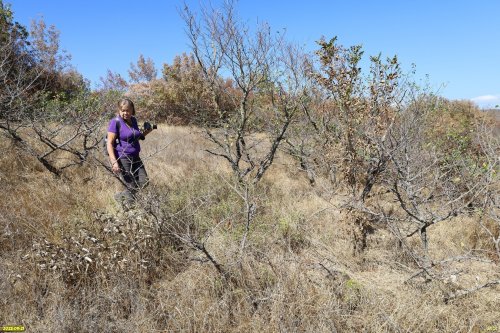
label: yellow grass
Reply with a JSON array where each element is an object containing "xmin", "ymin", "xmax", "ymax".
[{"xmin": 1, "ymin": 126, "xmax": 499, "ymax": 332}]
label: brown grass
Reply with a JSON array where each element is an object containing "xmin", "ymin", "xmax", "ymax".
[{"xmin": 1, "ymin": 126, "xmax": 499, "ymax": 332}]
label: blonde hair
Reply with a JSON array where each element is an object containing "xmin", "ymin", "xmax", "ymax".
[{"xmin": 118, "ymin": 98, "xmax": 136, "ymax": 115}]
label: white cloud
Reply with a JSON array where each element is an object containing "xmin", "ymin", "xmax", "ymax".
[
  {"xmin": 471, "ymin": 95, "xmax": 499, "ymax": 102},
  {"xmin": 471, "ymin": 94, "xmax": 500, "ymax": 108}
]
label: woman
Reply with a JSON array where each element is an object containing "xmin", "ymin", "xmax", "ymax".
[{"xmin": 107, "ymin": 98, "xmax": 152, "ymax": 207}]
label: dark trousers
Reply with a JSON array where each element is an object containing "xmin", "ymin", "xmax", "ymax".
[{"xmin": 115, "ymin": 155, "xmax": 149, "ymax": 205}]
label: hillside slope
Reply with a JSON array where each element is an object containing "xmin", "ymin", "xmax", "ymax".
[{"xmin": 1, "ymin": 126, "xmax": 499, "ymax": 332}]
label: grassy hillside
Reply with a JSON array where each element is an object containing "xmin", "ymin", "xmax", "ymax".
[{"xmin": 1, "ymin": 125, "xmax": 499, "ymax": 332}]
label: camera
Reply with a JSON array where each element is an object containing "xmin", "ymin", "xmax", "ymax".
[{"xmin": 143, "ymin": 122, "xmax": 157, "ymax": 131}]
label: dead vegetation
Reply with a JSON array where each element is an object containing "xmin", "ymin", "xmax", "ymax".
[
  {"xmin": 1, "ymin": 1, "xmax": 499, "ymax": 331},
  {"xmin": 1, "ymin": 124, "xmax": 499, "ymax": 332}
]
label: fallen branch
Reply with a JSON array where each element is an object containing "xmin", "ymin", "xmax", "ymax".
[{"xmin": 444, "ymin": 279, "xmax": 500, "ymax": 303}]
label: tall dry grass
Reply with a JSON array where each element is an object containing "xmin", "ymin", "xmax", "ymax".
[{"xmin": 1, "ymin": 125, "xmax": 499, "ymax": 332}]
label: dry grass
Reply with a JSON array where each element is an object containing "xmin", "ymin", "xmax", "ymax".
[{"xmin": 1, "ymin": 126, "xmax": 499, "ymax": 332}]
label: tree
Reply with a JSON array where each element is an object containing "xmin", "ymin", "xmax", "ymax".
[
  {"xmin": 99, "ymin": 69, "xmax": 128, "ymax": 92},
  {"xmin": 283, "ymin": 35, "xmax": 499, "ymax": 290},
  {"xmin": 29, "ymin": 17, "xmax": 87, "ymax": 99},
  {"xmin": 182, "ymin": 0, "xmax": 308, "ymax": 185},
  {"xmin": 0, "ymin": 2, "xmax": 103, "ymax": 177},
  {"xmin": 30, "ymin": 17, "xmax": 70, "ymax": 74},
  {"xmin": 161, "ymin": 52, "xmax": 233, "ymax": 124},
  {"xmin": 128, "ymin": 54, "xmax": 157, "ymax": 83},
  {"xmin": 177, "ymin": 0, "xmax": 310, "ymax": 274},
  {"xmin": 284, "ymin": 37, "xmax": 403, "ymax": 201}
]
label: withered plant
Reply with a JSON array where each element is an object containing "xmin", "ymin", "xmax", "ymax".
[{"xmin": 179, "ymin": 0, "xmax": 311, "ymax": 270}]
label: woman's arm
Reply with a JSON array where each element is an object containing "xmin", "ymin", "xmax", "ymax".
[
  {"xmin": 142, "ymin": 128, "xmax": 152, "ymax": 138},
  {"xmin": 133, "ymin": 117, "xmax": 152, "ymax": 139},
  {"xmin": 107, "ymin": 131, "xmax": 120, "ymax": 173}
]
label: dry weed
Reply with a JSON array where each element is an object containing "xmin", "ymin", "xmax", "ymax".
[{"xmin": 1, "ymin": 127, "xmax": 499, "ymax": 332}]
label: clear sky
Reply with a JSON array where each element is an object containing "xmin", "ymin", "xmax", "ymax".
[{"xmin": 7, "ymin": 0, "xmax": 500, "ymax": 108}]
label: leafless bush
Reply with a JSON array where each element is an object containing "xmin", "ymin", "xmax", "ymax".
[
  {"xmin": 383, "ymin": 98, "xmax": 479, "ymax": 250},
  {"xmin": 282, "ymin": 33, "xmax": 498, "ymax": 291},
  {"xmin": 0, "ymin": 5, "xmax": 106, "ymax": 177},
  {"xmin": 1, "ymin": 92, "xmax": 107, "ymax": 176},
  {"xmin": 342, "ymin": 95, "xmax": 500, "ymax": 304},
  {"xmin": 474, "ymin": 121, "xmax": 500, "ymax": 260},
  {"xmin": 182, "ymin": 0, "xmax": 308, "ymax": 185},
  {"xmin": 180, "ymin": 1, "xmax": 312, "ymax": 270}
]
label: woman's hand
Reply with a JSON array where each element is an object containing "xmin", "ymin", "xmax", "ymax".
[{"xmin": 111, "ymin": 161, "xmax": 120, "ymax": 174}]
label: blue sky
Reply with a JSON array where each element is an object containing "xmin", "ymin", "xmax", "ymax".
[{"xmin": 7, "ymin": 0, "xmax": 500, "ymax": 108}]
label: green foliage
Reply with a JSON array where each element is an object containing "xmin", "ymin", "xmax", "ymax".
[
  {"xmin": 39, "ymin": 89, "xmax": 103, "ymax": 122},
  {"xmin": 345, "ymin": 278, "xmax": 362, "ymax": 290},
  {"xmin": 428, "ymin": 99, "xmax": 477, "ymax": 153},
  {"xmin": 296, "ymin": 36, "xmax": 403, "ymax": 193},
  {"xmin": 425, "ymin": 99, "xmax": 487, "ymax": 183},
  {"xmin": 0, "ymin": 1, "xmax": 28, "ymax": 42}
]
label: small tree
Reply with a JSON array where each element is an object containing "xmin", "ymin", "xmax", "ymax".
[
  {"xmin": 285, "ymin": 37, "xmax": 403, "ymax": 199},
  {"xmin": 0, "ymin": 3, "xmax": 103, "ymax": 177},
  {"xmin": 178, "ymin": 0, "xmax": 310, "ymax": 271},
  {"xmin": 182, "ymin": 0, "xmax": 308, "ymax": 185},
  {"xmin": 383, "ymin": 97, "xmax": 481, "ymax": 251},
  {"xmin": 160, "ymin": 52, "xmax": 237, "ymax": 124},
  {"xmin": 99, "ymin": 69, "xmax": 128, "ymax": 92},
  {"xmin": 128, "ymin": 54, "xmax": 157, "ymax": 83},
  {"xmin": 29, "ymin": 17, "xmax": 87, "ymax": 99},
  {"xmin": 30, "ymin": 17, "xmax": 71, "ymax": 75}
]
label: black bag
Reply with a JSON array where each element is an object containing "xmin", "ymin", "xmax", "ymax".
[{"xmin": 103, "ymin": 117, "xmax": 121, "ymax": 156}]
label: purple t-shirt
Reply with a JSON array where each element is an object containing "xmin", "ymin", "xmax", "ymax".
[{"xmin": 107, "ymin": 116, "xmax": 142, "ymax": 158}]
